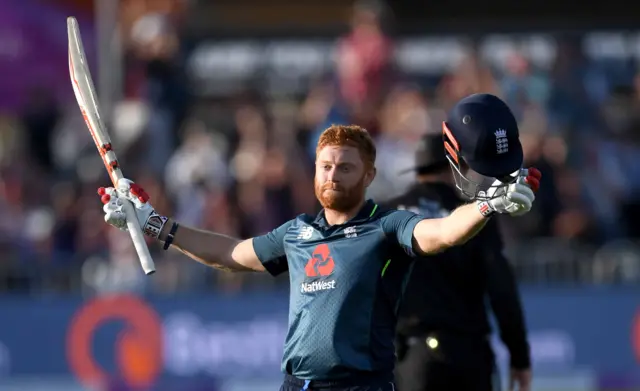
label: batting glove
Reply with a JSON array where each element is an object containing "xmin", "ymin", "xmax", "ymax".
[
  {"xmin": 477, "ymin": 167, "xmax": 541, "ymax": 217},
  {"xmin": 98, "ymin": 178, "xmax": 168, "ymax": 239}
]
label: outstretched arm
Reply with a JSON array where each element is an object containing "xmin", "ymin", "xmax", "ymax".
[
  {"xmin": 99, "ymin": 179, "xmax": 290, "ymax": 275},
  {"xmin": 157, "ymin": 221, "xmax": 265, "ymax": 272},
  {"xmin": 412, "ymin": 203, "xmax": 488, "ymax": 254},
  {"xmin": 411, "ymin": 168, "xmax": 540, "ymax": 255}
]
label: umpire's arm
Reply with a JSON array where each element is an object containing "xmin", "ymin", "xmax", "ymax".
[{"xmin": 482, "ymin": 219, "xmax": 531, "ymax": 370}]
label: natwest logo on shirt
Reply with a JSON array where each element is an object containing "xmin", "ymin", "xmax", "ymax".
[
  {"xmin": 301, "ymin": 244, "xmax": 337, "ymax": 293},
  {"xmin": 305, "ymin": 244, "xmax": 334, "ymax": 277},
  {"xmin": 301, "ymin": 280, "xmax": 336, "ymax": 293}
]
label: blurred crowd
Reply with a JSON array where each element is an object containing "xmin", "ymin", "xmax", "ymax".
[{"xmin": 1, "ymin": 1, "xmax": 640, "ymax": 295}]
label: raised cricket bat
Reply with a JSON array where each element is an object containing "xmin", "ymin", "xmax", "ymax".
[{"xmin": 67, "ymin": 16, "xmax": 156, "ymax": 275}]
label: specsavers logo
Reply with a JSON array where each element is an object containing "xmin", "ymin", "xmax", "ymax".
[
  {"xmin": 66, "ymin": 295, "xmax": 163, "ymax": 390},
  {"xmin": 302, "ymin": 243, "xmax": 337, "ymax": 293}
]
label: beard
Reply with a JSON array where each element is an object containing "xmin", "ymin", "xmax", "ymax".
[{"xmin": 315, "ymin": 175, "xmax": 366, "ymax": 213}]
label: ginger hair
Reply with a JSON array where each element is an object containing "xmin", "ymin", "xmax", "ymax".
[{"xmin": 316, "ymin": 125, "xmax": 376, "ymax": 168}]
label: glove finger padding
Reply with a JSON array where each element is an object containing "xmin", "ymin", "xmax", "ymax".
[
  {"xmin": 528, "ymin": 167, "xmax": 542, "ymax": 180},
  {"xmin": 117, "ymin": 178, "xmax": 133, "ymax": 194},
  {"xmin": 508, "ymin": 183, "xmax": 535, "ymax": 203},
  {"xmin": 506, "ymin": 191, "xmax": 532, "ymax": 211},
  {"xmin": 116, "ymin": 178, "xmax": 149, "ymax": 209},
  {"xmin": 510, "ymin": 208, "xmax": 530, "ymax": 217},
  {"xmin": 520, "ymin": 167, "xmax": 542, "ymax": 193},
  {"xmin": 525, "ymin": 176, "xmax": 540, "ymax": 193},
  {"xmin": 102, "ymin": 197, "xmax": 122, "ymax": 211},
  {"xmin": 101, "ymin": 187, "xmax": 118, "ymax": 201},
  {"xmin": 506, "ymin": 183, "xmax": 535, "ymax": 215},
  {"xmin": 483, "ymin": 168, "xmax": 540, "ymax": 217},
  {"xmin": 98, "ymin": 178, "xmax": 166, "ymax": 239},
  {"xmin": 103, "ymin": 197, "xmax": 128, "ymax": 231}
]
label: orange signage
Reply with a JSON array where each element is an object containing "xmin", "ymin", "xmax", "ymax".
[{"xmin": 66, "ymin": 295, "xmax": 163, "ymax": 389}]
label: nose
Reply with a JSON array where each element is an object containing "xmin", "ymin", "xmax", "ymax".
[{"xmin": 326, "ymin": 167, "xmax": 340, "ymax": 183}]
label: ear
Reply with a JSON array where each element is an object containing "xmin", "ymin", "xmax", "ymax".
[{"xmin": 364, "ymin": 167, "xmax": 377, "ymax": 188}]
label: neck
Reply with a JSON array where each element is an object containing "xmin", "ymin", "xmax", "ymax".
[{"xmin": 324, "ymin": 200, "xmax": 366, "ymax": 226}]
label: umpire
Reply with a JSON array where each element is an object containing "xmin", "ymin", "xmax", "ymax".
[{"xmin": 385, "ymin": 133, "xmax": 532, "ymax": 391}]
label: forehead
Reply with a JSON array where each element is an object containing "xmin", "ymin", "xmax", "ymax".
[{"xmin": 317, "ymin": 145, "xmax": 362, "ymax": 164}]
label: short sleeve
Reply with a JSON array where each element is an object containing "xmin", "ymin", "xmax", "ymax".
[
  {"xmin": 252, "ymin": 220, "xmax": 294, "ymax": 276},
  {"xmin": 380, "ymin": 210, "xmax": 424, "ymax": 257}
]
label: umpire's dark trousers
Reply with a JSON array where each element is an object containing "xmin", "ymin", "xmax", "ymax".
[
  {"xmin": 394, "ymin": 332, "xmax": 499, "ymax": 391},
  {"xmin": 280, "ymin": 373, "xmax": 396, "ymax": 391}
]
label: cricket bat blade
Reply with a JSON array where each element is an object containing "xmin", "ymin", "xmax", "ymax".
[{"xmin": 67, "ymin": 16, "xmax": 155, "ymax": 275}]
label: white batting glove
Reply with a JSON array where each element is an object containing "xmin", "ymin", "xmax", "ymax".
[
  {"xmin": 98, "ymin": 178, "xmax": 168, "ymax": 239},
  {"xmin": 509, "ymin": 167, "xmax": 542, "ymax": 217},
  {"xmin": 477, "ymin": 167, "xmax": 542, "ymax": 217}
]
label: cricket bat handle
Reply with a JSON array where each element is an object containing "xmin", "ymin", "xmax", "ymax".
[{"xmin": 121, "ymin": 200, "xmax": 156, "ymax": 275}]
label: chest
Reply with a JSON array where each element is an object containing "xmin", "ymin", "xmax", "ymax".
[{"xmin": 283, "ymin": 223, "xmax": 388, "ymax": 283}]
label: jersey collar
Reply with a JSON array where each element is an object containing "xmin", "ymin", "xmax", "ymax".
[{"xmin": 313, "ymin": 199, "xmax": 378, "ymax": 228}]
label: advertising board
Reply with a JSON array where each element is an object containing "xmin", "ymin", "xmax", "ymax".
[{"xmin": 0, "ymin": 288, "xmax": 636, "ymax": 390}]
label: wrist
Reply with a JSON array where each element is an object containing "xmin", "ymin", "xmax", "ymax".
[
  {"xmin": 476, "ymin": 200, "xmax": 496, "ymax": 218},
  {"xmin": 162, "ymin": 220, "xmax": 180, "ymax": 250},
  {"xmin": 141, "ymin": 211, "xmax": 169, "ymax": 239},
  {"xmin": 157, "ymin": 217, "xmax": 174, "ymax": 241}
]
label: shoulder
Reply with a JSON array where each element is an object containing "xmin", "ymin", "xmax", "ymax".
[
  {"xmin": 372, "ymin": 204, "xmax": 401, "ymax": 220},
  {"xmin": 374, "ymin": 205, "xmax": 418, "ymax": 219},
  {"xmin": 261, "ymin": 215, "xmax": 311, "ymax": 237},
  {"xmin": 295, "ymin": 213, "xmax": 317, "ymax": 226},
  {"xmin": 373, "ymin": 205, "xmax": 423, "ymax": 231},
  {"xmin": 382, "ymin": 198, "xmax": 423, "ymax": 215},
  {"xmin": 279, "ymin": 214, "xmax": 317, "ymax": 237}
]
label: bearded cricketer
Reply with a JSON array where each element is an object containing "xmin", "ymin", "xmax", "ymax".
[{"xmin": 97, "ymin": 93, "xmax": 540, "ymax": 391}]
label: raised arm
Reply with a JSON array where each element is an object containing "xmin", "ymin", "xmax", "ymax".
[
  {"xmin": 411, "ymin": 202, "xmax": 488, "ymax": 254},
  {"xmin": 98, "ymin": 178, "xmax": 290, "ymax": 275},
  {"xmin": 384, "ymin": 170, "xmax": 539, "ymax": 256}
]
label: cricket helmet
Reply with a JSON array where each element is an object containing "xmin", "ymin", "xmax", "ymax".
[{"xmin": 442, "ymin": 93, "xmax": 523, "ymax": 200}]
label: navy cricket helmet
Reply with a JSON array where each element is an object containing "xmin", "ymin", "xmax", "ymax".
[{"xmin": 442, "ymin": 93, "xmax": 523, "ymax": 200}]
